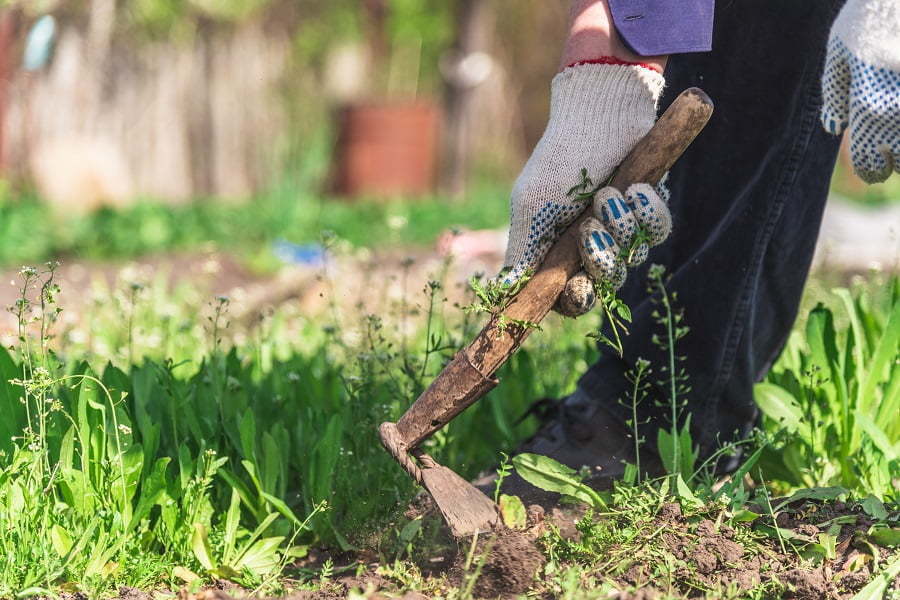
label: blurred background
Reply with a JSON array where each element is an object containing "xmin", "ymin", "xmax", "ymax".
[{"xmin": 0, "ymin": 0, "xmax": 897, "ymax": 330}]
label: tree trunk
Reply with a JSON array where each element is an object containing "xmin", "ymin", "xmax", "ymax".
[
  {"xmin": 0, "ymin": 9, "xmax": 19, "ymax": 171},
  {"xmin": 440, "ymin": 0, "xmax": 490, "ymax": 199}
]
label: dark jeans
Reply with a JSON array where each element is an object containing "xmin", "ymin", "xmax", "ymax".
[{"xmin": 579, "ymin": 0, "xmax": 846, "ymax": 457}]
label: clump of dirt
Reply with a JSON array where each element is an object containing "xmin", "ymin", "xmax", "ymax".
[
  {"xmin": 450, "ymin": 526, "xmax": 545, "ymax": 599},
  {"xmin": 118, "ymin": 587, "xmax": 153, "ymax": 600},
  {"xmin": 781, "ymin": 568, "xmax": 831, "ymax": 600}
]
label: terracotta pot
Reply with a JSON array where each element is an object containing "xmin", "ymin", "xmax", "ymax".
[{"xmin": 332, "ymin": 101, "xmax": 439, "ymax": 198}]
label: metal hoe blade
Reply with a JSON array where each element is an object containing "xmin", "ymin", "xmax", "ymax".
[{"xmin": 380, "ymin": 422, "xmax": 498, "ymax": 537}]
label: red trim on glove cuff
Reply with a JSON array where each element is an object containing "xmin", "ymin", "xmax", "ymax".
[{"xmin": 565, "ymin": 56, "xmax": 662, "ymax": 74}]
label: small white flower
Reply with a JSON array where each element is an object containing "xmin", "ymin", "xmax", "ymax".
[{"xmin": 118, "ymin": 424, "xmax": 132, "ymax": 435}]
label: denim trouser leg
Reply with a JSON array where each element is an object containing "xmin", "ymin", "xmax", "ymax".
[{"xmin": 578, "ymin": 0, "xmax": 846, "ymax": 456}]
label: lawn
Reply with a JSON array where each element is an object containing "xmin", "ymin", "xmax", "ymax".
[
  {"xmin": 0, "ymin": 180, "xmax": 510, "ymax": 271},
  {"xmin": 0, "ymin": 254, "xmax": 897, "ymax": 599}
]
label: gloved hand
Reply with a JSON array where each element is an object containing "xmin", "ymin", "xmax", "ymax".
[
  {"xmin": 820, "ymin": 0, "xmax": 900, "ymax": 183},
  {"xmin": 499, "ymin": 62, "xmax": 671, "ymax": 316}
]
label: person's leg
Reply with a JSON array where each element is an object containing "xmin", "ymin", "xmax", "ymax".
[
  {"xmin": 575, "ymin": 0, "xmax": 847, "ymax": 461},
  {"xmin": 485, "ymin": 0, "xmax": 847, "ymax": 503}
]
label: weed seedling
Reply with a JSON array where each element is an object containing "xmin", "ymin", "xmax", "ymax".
[
  {"xmin": 648, "ymin": 264, "xmax": 695, "ymax": 482},
  {"xmin": 621, "ymin": 358, "xmax": 652, "ymax": 483},
  {"xmin": 464, "ymin": 271, "xmax": 541, "ymax": 336}
]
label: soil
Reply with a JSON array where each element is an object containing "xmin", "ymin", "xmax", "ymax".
[
  {"xmin": 160, "ymin": 497, "xmax": 899, "ymax": 600},
  {"xmin": 449, "ymin": 527, "xmax": 544, "ymax": 598}
]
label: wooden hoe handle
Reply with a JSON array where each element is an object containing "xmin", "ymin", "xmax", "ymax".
[{"xmin": 386, "ymin": 88, "xmax": 714, "ymax": 452}]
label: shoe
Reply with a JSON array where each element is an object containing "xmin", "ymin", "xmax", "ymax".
[{"xmin": 473, "ymin": 388, "xmax": 664, "ymax": 507}]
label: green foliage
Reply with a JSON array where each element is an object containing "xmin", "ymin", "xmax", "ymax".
[
  {"xmin": 0, "ymin": 259, "xmax": 596, "ymax": 595},
  {"xmin": 464, "ymin": 270, "xmax": 541, "ymax": 335},
  {"xmin": 512, "ymin": 453, "xmax": 607, "ymax": 509},
  {"xmin": 756, "ymin": 276, "xmax": 900, "ymax": 499},
  {"xmin": 0, "ymin": 182, "xmax": 509, "ymax": 269},
  {"xmin": 0, "ymin": 238, "xmax": 897, "ymax": 596},
  {"xmin": 498, "ymin": 494, "xmax": 526, "ymax": 530}
]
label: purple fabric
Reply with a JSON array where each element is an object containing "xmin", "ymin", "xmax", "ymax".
[{"xmin": 608, "ymin": 0, "xmax": 715, "ymax": 55}]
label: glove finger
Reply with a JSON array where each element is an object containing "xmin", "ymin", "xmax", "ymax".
[
  {"xmin": 593, "ymin": 186, "xmax": 640, "ymax": 252},
  {"xmin": 578, "ymin": 217, "xmax": 626, "ymax": 290},
  {"xmin": 820, "ymin": 39, "xmax": 851, "ymax": 136},
  {"xmin": 554, "ymin": 271, "xmax": 596, "ymax": 318},
  {"xmin": 627, "ymin": 183, "xmax": 672, "ymax": 248},
  {"xmin": 655, "ymin": 171, "xmax": 671, "ymax": 205},
  {"xmin": 850, "ymin": 128, "xmax": 894, "ymax": 183}
]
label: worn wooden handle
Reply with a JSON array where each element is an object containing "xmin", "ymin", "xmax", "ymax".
[{"xmin": 394, "ymin": 88, "xmax": 714, "ymax": 449}]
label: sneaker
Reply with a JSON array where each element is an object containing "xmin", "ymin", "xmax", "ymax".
[{"xmin": 473, "ymin": 387, "xmax": 664, "ymax": 507}]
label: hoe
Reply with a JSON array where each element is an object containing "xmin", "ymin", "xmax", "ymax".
[{"xmin": 380, "ymin": 88, "xmax": 714, "ymax": 537}]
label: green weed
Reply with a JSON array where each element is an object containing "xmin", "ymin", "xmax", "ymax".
[{"xmin": 756, "ymin": 276, "xmax": 900, "ymax": 499}]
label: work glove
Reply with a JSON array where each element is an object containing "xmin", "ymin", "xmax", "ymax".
[
  {"xmin": 499, "ymin": 62, "xmax": 671, "ymax": 316},
  {"xmin": 821, "ymin": 0, "xmax": 900, "ymax": 183}
]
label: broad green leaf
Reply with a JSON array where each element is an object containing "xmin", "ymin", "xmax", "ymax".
[
  {"xmin": 499, "ymin": 494, "xmax": 527, "ymax": 530},
  {"xmin": 172, "ymin": 566, "xmax": 200, "ymax": 583},
  {"xmin": 876, "ymin": 364, "xmax": 900, "ymax": 432},
  {"xmin": 238, "ymin": 410, "xmax": 257, "ymax": 463},
  {"xmin": 0, "ymin": 346, "xmax": 24, "ymax": 455},
  {"xmin": 849, "ymin": 555, "xmax": 900, "ymax": 600},
  {"xmin": 755, "ymin": 524, "xmax": 813, "ymax": 543},
  {"xmin": 311, "ymin": 415, "xmax": 343, "ymax": 503},
  {"xmin": 177, "ymin": 444, "xmax": 194, "ymax": 493},
  {"xmin": 8, "ymin": 480, "xmax": 25, "ymax": 518},
  {"xmin": 657, "ymin": 418, "xmax": 697, "ymax": 477},
  {"xmin": 128, "ymin": 457, "xmax": 169, "ymax": 529},
  {"xmin": 50, "ymin": 524, "xmax": 73, "ymax": 557},
  {"xmin": 236, "ymin": 536, "xmax": 284, "ymax": 575},
  {"xmin": 859, "ymin": 296, "xmax": 900, "ymax": 415},
  {"xmin": 806, "ymin": 304, "xmax": 839, "ymax": 370},
  {"xmin": 716, "ymin": 443, "xmax": 766, "ymax": 501},
  {"xmin": 731, "ymin": 509, "xmax": 760, "ymax": 523},
  {"xmin": 262, "ymin": 430, "xmax": 282, "ymax": 496},
  {"xmin": 675, "ymin": 474, "xmax": 700, "ymax": 506},
  {"xmin": 218, "ymin": 468, "xmax": 262, "ymax": 521},
  {"xmin": 754, "ymin": 383, "xmax": 806, "ymax": 434},
  {"xmin": 191, "ymin": 523, "xmax": 216, "ymax": 570},
  {"xmin": 398, "ymin": 518, "xmax": 422, "ymax": 544},
  {"xmin": 84, "ymin": 532, "xmax": 128, "ymax": 578},
  {"xmin": 860, "ymin": 495, "xmax": 888, "ymax": 521},
  {"xmin": 855, "ymin": 411, "xmax": 898, "ymax": 461},
  {"xmin": 512, "ymin": 453, "xmax": 603, "ymax": 508},
  {"xmin": 223, "ymin": 488, "xmax": 242, "ymax": 564},
  {"xmin": 817, "ymin": 532, "xmax": 837, "ymax": 560},
  {"xmin": 241, "ymin": 459, "xmax": 264, "ymax": 497},
  {"xmin": 58, "ymin": 425, "xmax": 75, "ymax": 471},
  {"xmin": 836, "ymin": 289, "xmax": 868, "ymax": 374},
  {"xmin": 235, "ymin": 511, "xmax": 279, "ymax": 561},
  {"xmin": 285, "ymin": 545, "xmax": 309, "ymax": 558},
  {"xmin": 261, "ymin": 491, "xmax": 302, "ymax": 527},
  {"xmin": 14, "ymin": 587, "xmax": 53, "ymax": 597},
  {"xmin": 869, "ymin": 528, "xmax": 900, "ymax": 548},
  {"xmin": 775, "ymin": 486, "xmax": 849, "ymax": 511}
]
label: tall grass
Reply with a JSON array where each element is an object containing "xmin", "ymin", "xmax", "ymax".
[
  {"xmin": 756, "ymin": 275, "xmax": 900, "ymax": 499},
  {"xmin": 0, "ymin": 261, "xmax": 594, "ymax": 595},
  {"xmin": 0, "ymin": 258, "xmax": 896, "ymax": 595}
]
